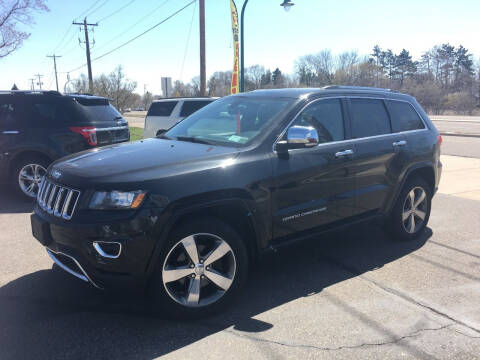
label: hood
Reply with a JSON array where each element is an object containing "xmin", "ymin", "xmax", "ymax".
[{"xmin": 50, "ymin": 138, "xmax": 240, "ymax": 188}]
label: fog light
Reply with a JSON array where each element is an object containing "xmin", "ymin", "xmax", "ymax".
[{"xmin": 93, "ymin": 241, "xmax": 122, "ymax": 259}]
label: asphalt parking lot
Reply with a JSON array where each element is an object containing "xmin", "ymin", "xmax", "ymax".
[{"xmin": 0, "ymin": 156, "xmax": 479, "ymax": 359}]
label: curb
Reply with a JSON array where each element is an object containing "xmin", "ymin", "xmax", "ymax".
[{"xmin": 439, "ymin": 132, "xmax": 480, "ymax": 138}]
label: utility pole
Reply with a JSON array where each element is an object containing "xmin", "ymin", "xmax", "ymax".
[
  {"xmin": 29, "ymin": 78, "xmax": 35, "ymax": 90},
  {"xmin": 73, "ymin": 18, "xmax": 98, "ymax": 94},
  {"xmin": 199, "ymin": 0, "xmax": 206, "ymax": 96},
  {"xmin": 47, "ymin": 54, "xmax": 62, "ymax": 92},
  {"xmin": 34, "ymin": 74, "xmax": 44, "ymax": 90}
]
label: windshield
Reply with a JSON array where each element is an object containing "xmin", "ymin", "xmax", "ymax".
[{"xmin": 165, "ymin": 96, "xmax": 295, "ymax": 147}]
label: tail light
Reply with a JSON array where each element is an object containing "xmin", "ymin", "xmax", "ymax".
[
  {"xmin": 437, "ymin": 135, "xmax": 443, "ymax": 146},
  {"xmin": 69, "ymin": 126, "xmax": 97, "ymax": 146}
]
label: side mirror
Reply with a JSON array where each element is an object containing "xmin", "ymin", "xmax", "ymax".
[{"xmin": 276, "ymin": 125, "xmax": 319, "ymax": 153}]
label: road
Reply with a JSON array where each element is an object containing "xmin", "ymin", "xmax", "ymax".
[
  {"xmin": 431, "ymin": 115, "xmax": 480, "ymax": 136},
  {"xmin": 0, "ymin": 156, "xmax": 479, "ymax": 359}
]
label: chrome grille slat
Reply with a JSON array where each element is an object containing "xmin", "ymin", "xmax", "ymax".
[{"xmin": 36, "ymin": 178, "xmax": 81, "ymax": 220}]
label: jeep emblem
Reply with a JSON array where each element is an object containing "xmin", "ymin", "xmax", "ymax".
[{"xmin": 51, "ymin": 170, "xmax": 61, "ymax": 179}]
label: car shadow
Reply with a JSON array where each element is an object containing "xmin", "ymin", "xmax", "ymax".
[
  {"xmin": 0, "ymin": 222, "xmax": 431, "ymax": 359},
  {"xmin": 0, "ymin": 187, "xmax": 34, "ymax": 214}
]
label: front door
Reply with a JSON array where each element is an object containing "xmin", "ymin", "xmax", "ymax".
[{"xmin": 271, "ymin": 98, "xmax": 357, "ymax": 241}]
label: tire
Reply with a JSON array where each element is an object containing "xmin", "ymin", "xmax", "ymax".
[
  {"xmin": 387, "ymin": 177, "xmax": 432, "ymax": 241},
  {"xmin": 149, "ymin": 216, "xmax": 249, "ymax": 319},
  {"xmin": 11, "ymin": 156, "xmax": 49, "ymax": 201}
]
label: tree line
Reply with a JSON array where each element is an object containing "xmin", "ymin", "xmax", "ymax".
[{"xmin": 172, "ymin": 43, "xmax": 480, "ymax": 115}]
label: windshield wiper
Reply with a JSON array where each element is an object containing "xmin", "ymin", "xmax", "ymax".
[{"xmin": 175, "ymin": 136, "xmax": 215, "ymax": 145}]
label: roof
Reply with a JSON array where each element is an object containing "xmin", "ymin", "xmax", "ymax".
[
  {"xmin": 239, "ymin": 86, "xmax": 412, "ymax": 100},
  {"xmin": 152, "ymin": 97, "xmax": 217, "ymax": 102},
  {"xmin": 0, "ymin": 90, "xmax": 110, "ymax": 101}
]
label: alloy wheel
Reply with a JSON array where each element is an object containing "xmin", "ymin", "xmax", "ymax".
[
  {"xmin": 402, "ymin": 186, "xmax": 428, "ymax": 234},
  {"xmin": 162, "ymin": 233, "xmax": 236, "ymax": 307},
  {"xmin": 18, "ymin": 163, "xmax": 47, "ymax": 198}
]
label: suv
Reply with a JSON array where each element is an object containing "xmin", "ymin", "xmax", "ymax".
[
  {"xmin": 31, "ymin": 86, "xmax": 442, "ymax": 318},
  {"xmin": 0, "ymin": 91, "xmax": 129, "ymax": 199},
  {"xmin": 143, "ymin": 97, "xmax": 216, "ymax": 138}
]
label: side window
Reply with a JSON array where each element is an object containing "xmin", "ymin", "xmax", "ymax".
[
  {"xmin": 180, "ymin": 100, "xmax": 212, "ymax": 117},
  {"xmin": 147, "ymin": 101, "xmax": 178, "ymax": 117},
  {"xmin": 350, "ymin": 98, "xmax": 391, "ymax": 138},
  {"xmin": 289, "ymin": 98, "xmax": 344, "ymax": 144},
  {"xmin": 387, "ymin": 100, "xmax": 425, "ymax": 132},
  {"xmin": 0, "ymin": 101, "xmax": 17, "ymax": 128}
]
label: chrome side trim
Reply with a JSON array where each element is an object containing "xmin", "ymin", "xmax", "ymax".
[
  {"xmin": 272, "ymin": 96, "xmax": 429, "ymax": 153},
  {"xmin": 47, "ymin": 248, "xmax": 103, "ymax": 289},
  {"xmin": 93, "ymin": 241, "xmax": 122, "ymax": 259},
  {"xmin": 2, "ymin": 130, "xmax": 19, "ymax": 134}
]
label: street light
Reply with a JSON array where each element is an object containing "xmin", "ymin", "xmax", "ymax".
[{"xmin": 239, "ymin": 0, "xmax": 295, "ymax": 92}]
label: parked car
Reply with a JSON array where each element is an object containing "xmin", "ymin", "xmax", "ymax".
[
  {"xmin": 0, "ymin": 90, "xmax": 130, "ymax": 199},
  {"xmin": 31, "ymin": 86, "xmax": 442, "ymax": 318},
  {"xmin": 135, "ymin": 106, "xmax": 144, "ymax": 111},
  {"xmin": 143, "ymin": 97, "xmax": 216, "ymax": 138}
]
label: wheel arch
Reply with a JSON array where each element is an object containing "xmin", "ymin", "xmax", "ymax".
[
  {"xmin": 8, "ymin": 149, "xmax": 53, "ymax": 176},
  {"xmin": 145, "ymin": 196, "xmax": 263, "ymax": 276},
  {"xmin": 385, "ymin": 162, "xmax": 435, "ymax": 215}
]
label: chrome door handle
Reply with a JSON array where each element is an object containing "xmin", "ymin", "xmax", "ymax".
[
  {"xmin": 2, "ymin": 130, "xmax": 19, "ymax": 134},
  {"xmin": 335, "ymin": 149, "xmax": 354, "ymax": 158},
  {"xmin": 393, "ymin": 140, "xmax": 407, "ymax": 147}
]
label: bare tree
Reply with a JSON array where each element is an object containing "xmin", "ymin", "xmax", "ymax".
[
  {"xmin": 246, "ymin": 64, "xmax": 265, "ymax": 89},
  {"xmin": 0, "ymin": 0, "xmax": 48, "ymax": 58}
]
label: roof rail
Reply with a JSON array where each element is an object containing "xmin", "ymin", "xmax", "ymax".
[
  {"xmin": 0, "ymin": 90, "xmax": 62, "ymax": 96},
  {"xmin": 322, "ymin": 85, "xmax": 396, "ymax": 92}
]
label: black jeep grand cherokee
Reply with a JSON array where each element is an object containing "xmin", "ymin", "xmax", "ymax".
[{"xmin": 31, "ymin": 86, "xmax": 442, "ymax": 317}]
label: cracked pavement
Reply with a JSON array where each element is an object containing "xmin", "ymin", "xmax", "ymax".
[{"xmin": 1, "ymin": 189, "xmax": 480, "ymax": 359}]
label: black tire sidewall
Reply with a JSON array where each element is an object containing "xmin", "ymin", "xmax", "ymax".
[
  {"xmin": 149, "ymin": 217, "xmax": 249, "ymax": 319},
  {"xmin": 11, "ymin": 156, "xmax": 50, "ymax": 201},
  {"xmin": 389, "ymin": 177, "xmax": 432, "ymax": 241}
]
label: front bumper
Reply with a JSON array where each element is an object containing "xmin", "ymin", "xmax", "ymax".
[{"xmin": 31, "ymin": 205, "xmax": 165, "ymax": 290}]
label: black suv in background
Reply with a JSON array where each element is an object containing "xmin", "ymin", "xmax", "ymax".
[
  {"xmin": 31, "ymin": 86, "xmax": 442, "ymax": 318},
  {"xmin": 0, "ymin": 91, "xmax": 129, "ymax": 199}
]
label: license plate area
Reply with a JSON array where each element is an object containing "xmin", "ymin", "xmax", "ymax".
[{"xmin": 31, "ymin": 213, "xmax": 53, "ymax": 246}]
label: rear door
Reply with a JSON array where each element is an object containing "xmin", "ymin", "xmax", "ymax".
[{"xmin": 347, "ymin": 97, "xmax": 407, "ymax": 216}]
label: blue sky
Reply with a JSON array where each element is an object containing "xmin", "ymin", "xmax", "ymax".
[{"xmin": 1, "ymin": 0, "xmax": 479, "ymax": 94}]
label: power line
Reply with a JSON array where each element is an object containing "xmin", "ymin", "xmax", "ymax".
[
  {"xmin": 85, "ymin": 0, "xmax": 110, "ymax": 18},
  {"xmin": 75, "ymin": 0, "xmax": 102, "ymax": 21},
  {"xmin": 65, "ymin": 0, "xmax": 195, "ymax": 73},
  {"xmin": 97, "ymin": 0, "xmax": 138, "ymax": 23},
  {"xmin": 91, "ymin": 0, "xmax": 171, "ymax": 54},
  {"xmin": 52, "ymin": 24, "xmax": 74, "ymax": 52},
  {"xmin": 179, "ymin": 0, "xmax": 197, "ymax": 80}
]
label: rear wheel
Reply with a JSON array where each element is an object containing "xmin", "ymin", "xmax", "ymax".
[
  {"xmin": 388, "ymin": 177, "xmax": 432, "ymax": 241},
  {"xmin": 149, "ymin": 217, "xmax": 249, "ymax": 318},
  {"xmin": 12, "ymin": 157, "xmax": 49, "ymax": 200}
]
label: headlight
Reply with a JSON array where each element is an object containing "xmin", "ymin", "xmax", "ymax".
[{"xmin": 89, "ymin": 191, "xmax": 146, "ymax": 210}]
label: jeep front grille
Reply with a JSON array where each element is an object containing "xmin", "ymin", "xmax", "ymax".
[{"xmin": 37, "ymin": 179, "xmax": 81, "ymax": 220}]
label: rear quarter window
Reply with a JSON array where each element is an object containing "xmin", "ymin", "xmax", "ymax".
[
  {"xmin": 386, "ymin": 100, "xmax": 425, "ymax": 132},
  {"xmin": 350, "ymin": 98, "xmax": 391, "ymax": 138},
  {"xmin": 180, "ymin": 100, "xmax": 213, "ymax": 117},
  {"xmin": 147, "ymin": 101, "xmax": 178, "ymax": 117}
]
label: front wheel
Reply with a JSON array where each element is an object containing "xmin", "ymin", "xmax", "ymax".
[
  {"xmin": 149, "ymin": 217, "xmax": 249, "ymax": 318},
  {"xmin": 388, "ymin": 177, "xmax": 432, "ymax": 241}
]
